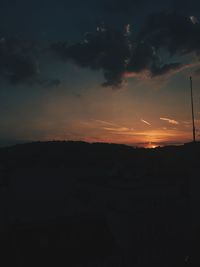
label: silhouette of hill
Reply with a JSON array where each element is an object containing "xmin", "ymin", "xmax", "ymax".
[{"xmin": 0, "ymin": 141, "xmax": 198, "ymax": 266}]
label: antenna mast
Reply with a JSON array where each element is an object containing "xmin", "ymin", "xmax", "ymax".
[{"xmin": 190, "ymin": 76, "xmax": 196, "ymax": 142}]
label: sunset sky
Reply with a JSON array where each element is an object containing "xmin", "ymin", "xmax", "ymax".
[{"xmin": 0, "ymin": 0, "xmax": 200, "ymax": 147}]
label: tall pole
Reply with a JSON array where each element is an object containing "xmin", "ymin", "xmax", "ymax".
[{"xmin": 190, "ymin": 76, "xmax": 196, "ymax": 142}]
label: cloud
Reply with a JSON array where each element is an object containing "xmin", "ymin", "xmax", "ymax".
[
  {"xmin": 139, "ymin": 12, "xmax": 200, "ymax": 55},
  {"xmin": 92, "ymin": 119, "xmax": 119, "ymax": 127},
  {"xmin": 0, "ymin": 38, "xmax": 62, "ymax": 88},
  {"xmin": 141, "ymin": 119, "xmax": 151, "ymax": 125},
  {"xmin": 90, "ymin": 119, "xmax": 134, "ymax": 132},
  {"xmin": 103, "ymin": 127, "xmax": 132, "ymax": 132},
  {"xmin": 3, "ymin": 12, "xmax": 199, "ymax": 89},
  {"xmin": 0, "ymin": 38, "xmax": 40, "ymax": 84},
  {"xmin": 51, "ymin": 12, "xmax": 200, "ymax": 88},
  {"xmin": 51, "ymin": 25, "xmax": 179, "ymax": 88},
  {"xmin": 190, "ymin": 16, "xmax": 199, "ymax": 25},
  {"xmin": 160, "ymin": 117, "xmax": 179, "ymax": 125},
  {"xmin": 51, "ymin": 28, "xmax": 132, "ymax": 89},
  {"xmin": 151, "ymin": 62, "xmax": 184, "ymax": 76}
]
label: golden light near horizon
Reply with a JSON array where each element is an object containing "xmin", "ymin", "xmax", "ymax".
[
  {"xmin": 68, "ymin": 118, "xmax": 194, "ymax": 147},
  {"xmin": 145, "ymin": 142, "xmax": 158, "ymax": 149}
]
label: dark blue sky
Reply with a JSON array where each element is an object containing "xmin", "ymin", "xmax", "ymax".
[
  {"xmin": 0, "ymin": 0, "xmax": 200, "ymax": 147},
  {"xmin": 1, "ymin": 0, "xmax": 200, "ymax": 40}
]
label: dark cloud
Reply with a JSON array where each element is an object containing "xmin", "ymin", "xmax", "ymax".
[
  {"xmin": 51, "ymin": 14, "xmax": 199, "ymax": 88},
  {"xmin": 0, "ymin": 38, "xmax": 61, "ymax": 88},
  {"xmin": 51, "ymin": 28, "xmax": 131, "ymax": 88},
  {"xmin": 2, "ymin": 12, "xmax": 199, "ymax": 89},
  {"xmin": 151, "ymin": 62, "xmax": 183, "ymax": 76},
  {"xmin": 139, "ymin": 13, "xmax": 200, "ymax": 55},
  {"xmin": 127, "ymin": 42, "xmax": 184, "ymax": 77},
  {"xmin": 0, "ymin": 38, "xmax": 40, "ymax": 84},
  {"xmin": 127, "ymin": 42, "xmax": 156, "ymax": 73}
]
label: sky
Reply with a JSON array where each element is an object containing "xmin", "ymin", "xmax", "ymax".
[{"xmin": 0, "ymin": 0, "xmax": 200, "ymax": 147}]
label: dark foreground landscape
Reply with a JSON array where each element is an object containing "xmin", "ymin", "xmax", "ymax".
[{"xmin": 0, "ymin": 141, "xmax": 199, "ymax": 266}]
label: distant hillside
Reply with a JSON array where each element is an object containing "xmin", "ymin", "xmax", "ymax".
[
  {"xmin": 0, "ymin": 140, "xmax": 200, "ymax": 168},
  {"xmin": 0, "ymin": 141, "xmax": 198, "ymax": 266}
]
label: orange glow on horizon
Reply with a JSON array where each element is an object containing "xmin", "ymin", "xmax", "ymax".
[
  {"xmin": 38, "ymin": 119, "xmax": 197, "ymax": 148},
  {"xmin": 43, "ymin": 129, "xmax": 192, "ymax": 148},
  {"xmin": 145, "ymin": 143, "xmax": 158, "ymax": 149}
]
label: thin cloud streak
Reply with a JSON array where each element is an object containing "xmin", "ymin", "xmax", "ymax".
[
  {"xmin": 103, "ymin": 127, "xmax": 132, "ymax": 132},
  {"xmin": 160, "ymin": 117, "xmax": 179, "ymax": 125},
  {"xmin": 141, "ymin": 119, "xmax": 151, "ymax": 126},
  {"xmin": 92, "ymin": 119, "xmax": 119, "ymax": 127}
]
